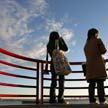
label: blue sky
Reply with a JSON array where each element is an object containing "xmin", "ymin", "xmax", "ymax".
[{"xmin": 0, "ymin": 0, "xmax": 108, "ymax": 98}]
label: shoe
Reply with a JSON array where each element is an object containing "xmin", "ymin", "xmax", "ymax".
[
  {"xmin": 49, "ymin": 99, "xmax": 57, "ymax": 104},
  {"xmin": 100, "ymin": 101, "xmax": 108, "ymax": 105},
  {"xmin": 90, "ymin": 102, "xmax": 98, "ymax": 105},
  {"xmin": 58, "ymin": 99, "xmax": 66, "ymax": 104}
]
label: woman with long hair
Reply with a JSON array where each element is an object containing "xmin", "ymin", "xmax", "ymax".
[{"xmin": 47, "ymin": 31, "xmax": 68, "ymax": 103}]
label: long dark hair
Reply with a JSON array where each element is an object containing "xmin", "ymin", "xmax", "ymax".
[
  {"xmin": 47, "ymin": 31, "xmax": 60, "ymax": 55},
  {"xmin": 87, "ymin": 28, "xmax": 98, "ymax": 41},
  {"xmin": 49, "ymin": 31, "xmax": 60, "ymax": 42}
]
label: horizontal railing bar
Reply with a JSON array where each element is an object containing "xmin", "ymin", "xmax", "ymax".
[
  {"xmin": 43, "ymin": 68, "xmax": 107, "ymax": 74},
  {"xmin": 1, "ymin": 48, "xmax": 108, "ymax": 64},
  {"xmin": 42, "ymin": 77, "xmax": 108, "ymax": 81},
  {"xmin": 0, "ymin": 71, "xmax": 36, "ymax": 79},
  {"xmin": 43, "ymin": 70, "xmax": 83, "ymax": 73},
  {"xmin": 0, "ymin": 82, "xmax": 36, "ymax": 88},
  {"xmin": 43, "ymin": 95, "xmax": 108, "ymax": 98},
  {"xmin": 106, "ymin": 68, "xmax": 108, "ymax": 71},
  {"xmin": 42, "ymin": 86, "xmax": 88, "ymax": 89},
  {"xmin": 42, "ymin": 86, "xmax": 108, "ymax": 89},
  {"xmin": 0, "ymin": 60, "xmax": 36, "ymax": 71},
  {"xmin": 70, "ymin": 62, "xmax": 83, "ymax": 65},
  {"xmin": 0, "ymin": 48, "xmax": 45, "ymax": 63},
  {"xmin": 43, "ymin": 69, "xmax": 107, "ymax": 74},
  {"xmin": 43, "ymin": 78, "xmax": 86, "ymax": 81},
  {"xmin": 105, "ymin": 59, "xmax": 108, "ymax": 62},
  {"xmin": 0, "ymin": 48, "xmax": 38, "ymax": 62},
  {"xmin": 69, "ymin": 59, "xmax": 108, "ymax": 65},
  {"xmin": 0, "ymin": 94, "xmax": 36, "ymax": 97},
  {"xmin": 65, "ymin": 79, "xmax": 86, "ymax": 81},
  {"xmin": 43, "ymin": 95, "xmax": 89, "ymax": 98},
  {"xmin": 64, "ymin": 87, "xmax": 88, "ymax": 89},
  {"xmin": 71, "ymin": 71, "xmax": 83, "ymax": 73},
  {"xmin": 64, "ymin": 95, "xmax": 108, "ymax": 97}
]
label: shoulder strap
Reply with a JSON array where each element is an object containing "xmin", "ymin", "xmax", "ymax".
[{"xmin": 55, "ymin": 39, "xmax": 59, "ymax": 50}]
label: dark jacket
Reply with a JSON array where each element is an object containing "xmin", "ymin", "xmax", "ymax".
[
  {"xmin": 47, "ymin": 37, "xmax": 68, "ymax": 58},
  {"xmin": 84, "ymin": 38, "xmax": 107, "ymax": 80}
]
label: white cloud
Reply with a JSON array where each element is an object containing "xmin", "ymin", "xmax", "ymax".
[
  {"xmin": 71, "ymin": 40, "xmax": 77, "ymax": 46},
  {"xmin": 74, "ymin": 23, "xmax": 78, "ymax": 27},
  {"xmin": 0, "ymin": 0, "xmax": 29, "ymax": 39},
  {"xmin": 0, "ymin": 0, "xmax": 48, "ymax": 40},
  {"xmin": 45, "ymin": 19, "xmax": 74, "ymax": 42},
  {"xmin": 0, "ymin": 0, "xmax": 75, "ymax": 72},
  {"xmin": 0, "ymin": 0, "xmax": 48, "ymax": 54},
  {"xmin": 0, "ymin": 0, "xmax": 48, "ymax": 72},
  {"xmin": 60, "ymin": 28, "xmax": 74, "ymax": 41},
  {"xmin": 45, "ymin": 19, "xmax": 63, "ymax": 32},
  {"xmin": 27, "ymin": 42, "xmax": 46, "ymax": 58}
]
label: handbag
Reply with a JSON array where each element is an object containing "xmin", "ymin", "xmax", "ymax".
[{"xmin": 52, "ymin": 39, "xmax": 72, "ymax": 75}]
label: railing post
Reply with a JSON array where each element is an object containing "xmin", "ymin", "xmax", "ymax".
[
  {"xmin": 36, "ymin": 62, "xmax": 39, "ymax": 104},
  {"xmin": 40, "ymin": 62, "xmax": 44, "ymax": 104}
]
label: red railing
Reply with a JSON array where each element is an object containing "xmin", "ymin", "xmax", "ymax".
[
  {"xmin": 0, "ymin": 48, "xmax": 108, "ymax": 104},
  {"xmin": 0, "ymin": 48, "xmax": 41, "ymax": 104},
  {"xmin": 40, "ymin": 58, "xmax": 108, "ymax": 103}
]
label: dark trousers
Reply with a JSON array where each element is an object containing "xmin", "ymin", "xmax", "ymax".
[
  {"xmin": 49, "ymin": 63, "xmax": 64, "ymax": 101},
  {"xmin": 88, "ymin": 79, "xmax": 105, "ymax": 103}
]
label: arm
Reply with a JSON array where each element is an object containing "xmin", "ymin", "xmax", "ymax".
[
  {"xmin": 98, "ymin": 38, "xmax": 107, "ymax": 54},
  {"xmin": 59, "ymin": 37, "xmax": 68, "ymax": 51}
]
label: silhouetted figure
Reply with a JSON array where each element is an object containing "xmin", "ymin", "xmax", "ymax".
[
  {"xmin": 84, "ymin": 28, "xmax": 107, "ymax": 104},
  {"xmin": 47, "ymin": 31, "xmax": 68, "ymax": 103}
]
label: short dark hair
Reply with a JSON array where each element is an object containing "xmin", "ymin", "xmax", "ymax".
[{"xmin": 87, "ymin": 28, "xmax": 98, "ymax": 41}]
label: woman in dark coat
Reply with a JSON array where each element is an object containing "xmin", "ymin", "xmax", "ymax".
[
  {"xmin": 47, "ymin": 31, "xmax": 68, "ymax": 103},
  {"xmin": 84, "ymin": 28, "xmax": 107, "ymax": 104}
]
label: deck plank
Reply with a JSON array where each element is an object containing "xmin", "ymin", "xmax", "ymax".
[{"xmin": 1, "ymin": 104, "xmax": 108, "ymax": 108}]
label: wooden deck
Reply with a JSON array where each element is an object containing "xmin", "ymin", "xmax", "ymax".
[{"xmin": 1, "ymin": 104, "xmax": 108, "ymax": 108}]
